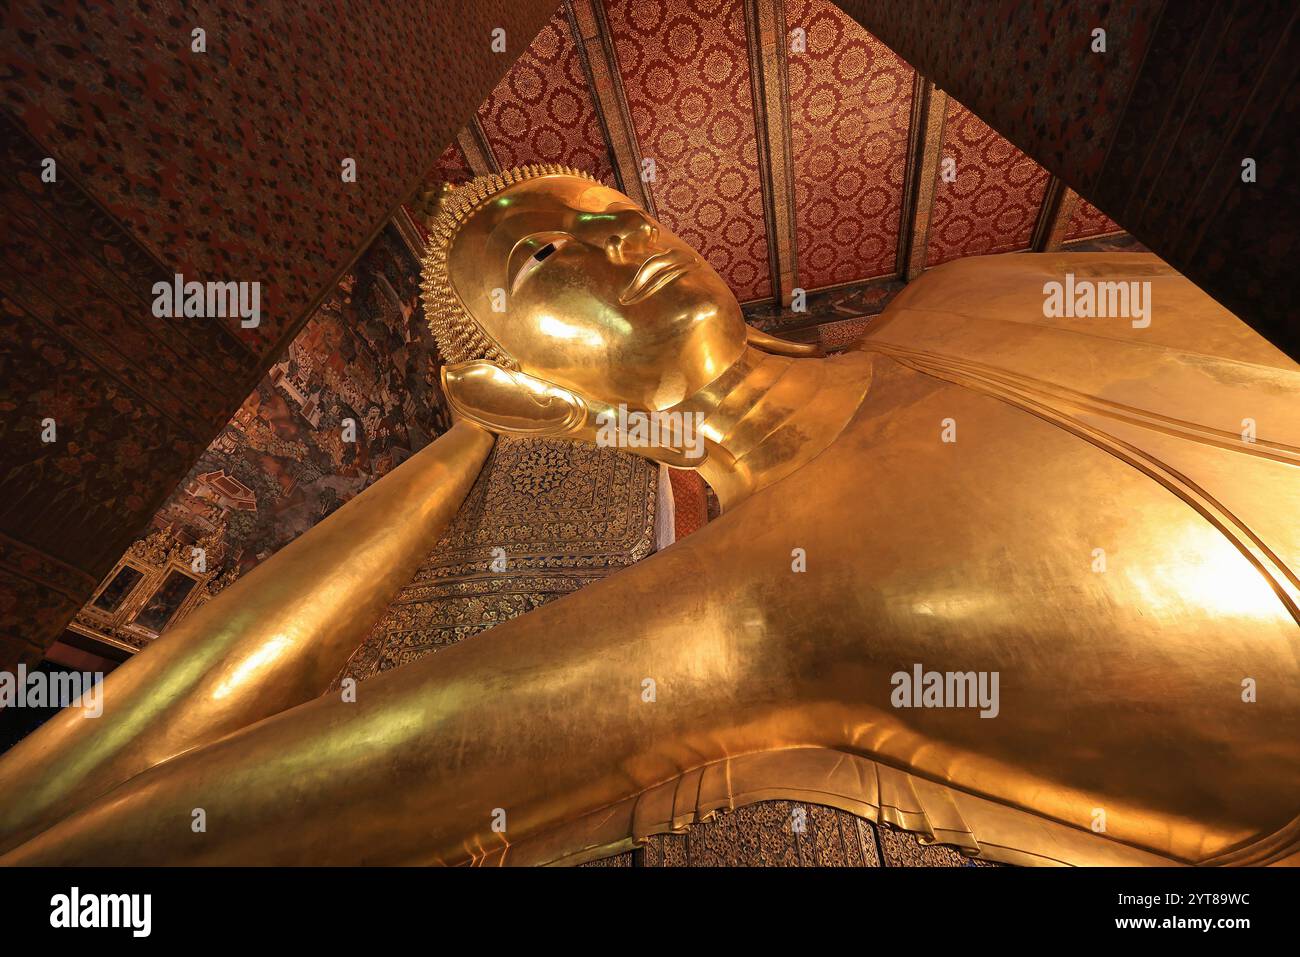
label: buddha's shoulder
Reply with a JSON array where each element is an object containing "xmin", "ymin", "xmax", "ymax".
[
  {"xmin": 837, "ymin": 253, "xmax": 1300, "ymax": 453},
  {"xmin": 852, "ymin": 252, "xmax": 1297, "ymax": 371},
  {"xmin": 816, "ymin": 299, "xmax": 1300, "ymax": 595}
]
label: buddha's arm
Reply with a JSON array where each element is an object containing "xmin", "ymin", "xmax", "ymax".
[
  {"xmin": 0, "ymin": 524, "xmax": 803, "ymax": 865},
  {"xmin": 0, "ymin": 421, "xmax": 493, "ymax": 855}
]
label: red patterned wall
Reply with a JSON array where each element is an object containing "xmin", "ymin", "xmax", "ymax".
[
  {"xmin": 603, "ymin": 0, "xmax": 771, "ymax": 302},
  {"xmin": 926, "ymin": 98, "xmax": 1050, "ymax": 266},
  {"xmin": 0, "ymin": 0, "xmax": 557, "ymax": 667},
  {"xmin": 476, "ymin": 5, "xmax": 615, "ymax": 184},
  {"xmin": 667, "ymin": 468, "xmax": 708, "ymax": 539},
  {"xmin": 1065, "ymin": 196, "xmax": 1122, "ymax": 241},
  {"xmin": 430, "ymin": 143, "xmax": 472, "ymax": 186},
  {"xmin": 785, "ymin": 0, "xmax": 913, "ymax": 289}
]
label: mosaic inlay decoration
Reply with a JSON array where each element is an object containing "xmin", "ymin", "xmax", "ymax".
[{"xmin": 339, "ymin": 437, "xmax": 658, "ymax": 681}]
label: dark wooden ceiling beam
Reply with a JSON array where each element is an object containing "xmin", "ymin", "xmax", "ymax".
[
  {"xmin": 1030, "ymin": 176, "xmax": 1074, "ymax": 252},
  {"xmin": 457, "ymin": 119, "xmax": 499, "ymax": 176},
  {"xmin": 566, "ymin": 0, "xmax": 655, "ymax": 214},
  {"xmin": 745, "ymin": 0, "xmax": 799, "ymax": 307},
  {"xmin": 897, "ymin": 80, "xmax": 947, "ymax": 281}
]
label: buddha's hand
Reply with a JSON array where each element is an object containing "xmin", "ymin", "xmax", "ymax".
[{"xmin": 441, "ymin": 360, "xmax": 707, "ymax": 468}]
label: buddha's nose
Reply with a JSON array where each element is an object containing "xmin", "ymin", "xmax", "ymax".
[{"xmin": 602, "ymin": 208, "xmax": 659, "ymax": 263}]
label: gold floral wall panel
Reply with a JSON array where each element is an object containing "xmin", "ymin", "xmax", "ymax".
[
  {"xmin": 475, "ymin": 5, "xmax": 616, "ymax": 184},
  {"xmin": 926, "ymin": 98, "xmax": 1051, "ymax": 266},
  {"xmin": 341, "ymin": 437, "xmax": 657, "ymax": 680},
  {"xmin": 604, "ymin": 0, "xmax": 772, "ymax": 302},
  {"xmin": 785, "ymin": 0, "xmax": 914, "ymax": 289}
]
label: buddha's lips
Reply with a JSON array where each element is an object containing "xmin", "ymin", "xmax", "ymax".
[{"xmin": 621, "ymin": 251, "xmax": 694, "ymax": 304}]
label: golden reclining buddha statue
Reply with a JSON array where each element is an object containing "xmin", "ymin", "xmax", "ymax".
[{"xmin": 2, "ymin": 165, "xmax": 1298, "ymax": 867}]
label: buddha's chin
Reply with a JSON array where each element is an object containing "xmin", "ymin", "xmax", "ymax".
[
  {"xmin": 634, "ymin": 280, "xmax": 743, "ymax": 340},
  {"xmin": 645, "ymin": 336, "xmax": 748, "ymax": 409}
]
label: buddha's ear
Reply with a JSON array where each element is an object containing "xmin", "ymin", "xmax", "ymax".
[{"xmin": 440, "ymin": 361, "xmax": 587, "ymax": 436}]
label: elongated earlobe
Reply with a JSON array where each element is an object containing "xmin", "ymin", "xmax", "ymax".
[{"xmin": 441, "ymin": 361, "xmax": 588, "ymax": 436}]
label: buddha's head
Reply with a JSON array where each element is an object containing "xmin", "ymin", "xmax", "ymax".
[{"xmin": 421, "ymin": 165, "xmax": 748, "ymax": 432}]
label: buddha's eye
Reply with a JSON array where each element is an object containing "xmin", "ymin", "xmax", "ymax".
[{"xmin": 512, "ymin": 236, "xmax": 569, "ymax": 293}]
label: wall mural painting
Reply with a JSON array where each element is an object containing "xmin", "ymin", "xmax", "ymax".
[{"xmin": 70, "ymin": 224, "xmax": 452, "ymax": 650}]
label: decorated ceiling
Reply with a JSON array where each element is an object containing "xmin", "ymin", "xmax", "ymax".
[{"xmin": 424, "ymin": 0, "xmax": 1123, "ymax": 306}]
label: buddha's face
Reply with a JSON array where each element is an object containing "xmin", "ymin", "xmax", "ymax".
[{"xmin": 447, "ymin": 175, "xmax": 748, "ymax": 410}]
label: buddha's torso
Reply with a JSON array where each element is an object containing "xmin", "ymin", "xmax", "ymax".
[
  {"xmin": 679, "ymin": 342, "xmax": 1299, "ymax": 862},
  {"xmin": 568, "ymin": 252, "xmax": 1300, "ymax": 867}
]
